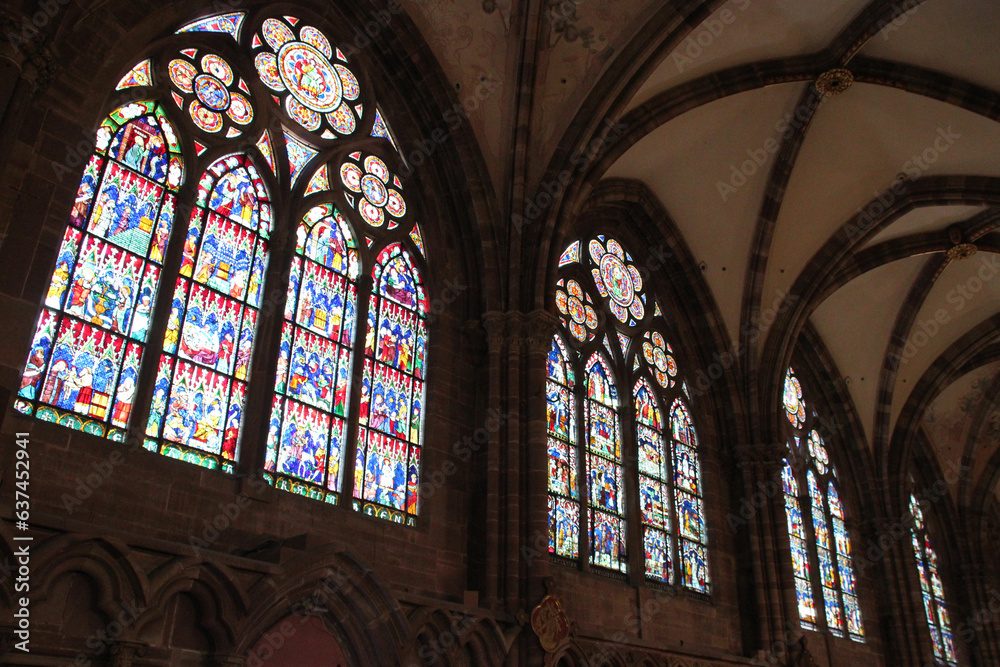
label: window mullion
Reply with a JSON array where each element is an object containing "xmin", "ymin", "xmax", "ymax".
[
  {"xmin": 620, "ymin": 380, "xmax": 642, "ymax": 585},
  {"xmin": 125, "ymin": 159, "xmax": 198, "ymax": 450},
  {"xmin": 798, "ymin": 472, "xmax": 828, "ymax": 632},
  {"xmin": 235, "ymin": 196, "xmax": 296, "ymax": 476},
  {"xmin": 574, "ymin": 359, "xmax": 590, "ymax": 571}
]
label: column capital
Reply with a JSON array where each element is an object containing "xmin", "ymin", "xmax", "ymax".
[
  {"xmin": 0, "ymin": 8, "xmax": 57, "ymax": 94},
  {"xmin": 110, "ymin": 641, "xmax": 147, "ymax": 667},
  {"xmin": 482, "ymin": 310, "xmax": 509, "ymax": 353},
  {"xmin": 525, "ymin": 309, "xmax": 559, "ymax": 355}
]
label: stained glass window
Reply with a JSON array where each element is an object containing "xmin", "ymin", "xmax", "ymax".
[
  {"xmin": 339, "ymin": 151, "xmax": 407, "ymax": 230},
  {"xmin": 910, "ymin": 495, "xmax": 957, "ymax": 665},
  {"xmin": 548, "ymin": 335, "xmax": 579, "ymax": 559},
  {"xmin": 145, "ymin": 154, "xmax": 271, "ymax": 471},
  {"xmin": 784, "ymin": 368, "xmax": 805, "ymax": 429},
  {"xmin": 588, "ymin": 236, "xmax": 646, "ymax": 326},
  {"xmin": 168, "ymin": 51, "xmax": 255, "ymax": 136},
  {"xmin": 809, "ymin": 469, "xmax": 843, "ymax": 636},
  {"xmin": 353, "ymin": 244, "xmax": 428, "ymax": 525},
  {"xmin": 549, "ymin": 235, "xmax": 710, "ymax": 590},
  {"xmin": 672, "ymin": 400, "xmax": 709, "ymax": 592},
  {"xmin": 784, "ymin": 460, "xmax": 817, "ymax": 627},
  {"xmin": 15, "ymin": 102, "xmax": 183, "ymax": 440},
  {"xmin": 585, "ymin": 354, "xmax": 626, "ymax": 572},
  {"xmin": 265, "ymin": 204, "xmax": 359, "ymax": 503},
  {"xmin": 829, "ymin": 484, "xmax": 864, "ymax": 640},
  {"xmin": 635, "ymin": 379, "xmax": 671, "ymax": 582},
  {"xmin": 252, "ymin": 17, "xmax": 363, "ymax": 139},
  {"xmin": 555, "ymin": 279, "xmax": 598, "ymax": 342},
  {"xmin": 20, "ymin": 12, "xmax": 435, "ymax": 528},
  {"xmin": 782, "ymin": 368, "xmax": 865, "ymax": 640}
]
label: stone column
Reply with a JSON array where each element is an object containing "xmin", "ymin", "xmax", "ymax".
[
  {"xmin": 733, "ymin": 442, "xmax": 792, "ymax": 651},
  {"xmin": 482, "ymin": 310, "xmax": 507, "ymax": 609}
]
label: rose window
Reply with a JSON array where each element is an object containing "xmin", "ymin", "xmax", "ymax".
[
  {"xmin": 589, "ymin": 236, "xmax": 646, "ymax": 326},
  {"xmin": 555, "ymin": 279, "xmax": 599, "ymax": 342},
  {"xmin": 252, "ymin": 16, "xmax": 362, "ymax": 138},
  {"xmin": 339, "ymin": 152, "xmax": 406, "ymax": 229},
  {"xmin": 783, "ymin": 368, "xmax": 805, "ymax": 428},
  {"xmin": 642, "ymin": 331, "xmax": 678, "ymax": 389},
  {"xmin": 168, "ymin": 51, "xmax": 255, "ymax": 137}
]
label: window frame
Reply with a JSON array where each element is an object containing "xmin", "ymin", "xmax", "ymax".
[
  {"xmin": 546, "ymin": 233, "xmax": 711, "ymax": 594},
  {"xmin": 780, "ymin": 367, "xmax": 865, "ymax": 642},
  {"xmin": 13, "ymin": 9, "xmax": 432, "ymax": 526}
]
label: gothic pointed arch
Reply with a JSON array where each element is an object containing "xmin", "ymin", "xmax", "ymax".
[{"xmin": 781, "ymin": 367, "xmax": 865, "ymax": 641}]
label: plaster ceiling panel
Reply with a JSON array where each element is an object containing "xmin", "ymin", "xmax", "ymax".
[
  {"xmin": 398, "ymin": 0, "xmax": 508, "ymax": 189},
  {"xmin": 624, "ymin": 0, "xmax": 870, "ymax": 113},
  {"xmin": 889, "ymin": 252, "xmax": 1000, "ymax": 434},
  {"xmin": 863, "ymin": 205, "xmax": 988, "ymax": 249},
  {"xmin": 858, "ymin": 0, "xmax": 1000, "ymax": 94},
  {"xmin": 605, "ymin": 83, "xmax": 806, "ymax": 348},
  {"xmin": 761, "ymin": 84, "xmax": 1000, "ymax": 343},
  {"xmin": 535, "ymin": 0, "xmax": 654, "ymax": 159},
  {"xmin": 921, "ymin": 362, "xmax": 1000, "ymax": 496},
  {"xmin": 970, "ymin": 397, "xmax": 1000, "ymax": 506},
  {"xmin": 810, "ymin": 255, "xmax": 926, "ymax": 448}
]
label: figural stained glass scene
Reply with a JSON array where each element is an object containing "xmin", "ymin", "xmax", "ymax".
[
  {"xmin": 782, "ymin": 367, "xmax": 865, "ymax": 641},
  {"xmin": 17, "ymin": 11, "xmax": 428, "ymax": 526},
  {"xmin": 547, "ymin": 235, "xmax": 710, "ymax": 592}
]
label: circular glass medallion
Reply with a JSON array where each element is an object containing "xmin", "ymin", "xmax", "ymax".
[
  {"xmin": 364, "ymin": 156, "xmax": 389, "ymax": 182},
  {"xmin": 652, "ymin": 347, "xmax": 668, "ymax": 372},
  {"xmin": 335, "ymin": 64, "xmax": 360, "ymax": 100},
  {"xmin": 279, "ymin": 42, "xmax": 342, "ymax": 113},
  {"xmin": 201, "ymin": 54, "xmax": 233, "ymax": 85},
  {"xmin": 360, "ymin": 200, "xmax": 384, "ymax": 227},
  {"xmin": 227, "ymin": 93, "xmax": 254, "ymax": 125},
  {"xmin": 362, "ymin": 174, "xmax": 387, "ymax": 207},
  {"xmin": 285, "ymin": 95, "xmax": 322, "ymax": 131},
  {"xmin": 327, "ymin": 102, "xmax": 356, "ymax": 135},
  {"xmin": 300, "ymin": 26, "xmax": 333, "ymax": 58},
  {"xmin": 189, "ymin": 101, "xmax": 223, "ymax": 133},
  {"xmin": 385, "ymin": 190, "xmax": 406, "ymax": 218},
  {"xmin": 194, "ymin": 74, "xmax": 230, "ymax": 111},
  {"xmin": 169, "ymin": 59, "xmax": 197, "ymax": 93},
  {"xmin": 255, "ymin": 53, "xmax": 285, "ymax": 91},
  {"xmin": 262, "ymin": 18, "xmax": 296, "ymax": 51},
  {"xmin": 340, "ymin": 163, "xmax": 363, "ymax": 191},
  {"xmin": 600, "ymin": 253, "xmax": 634, "ymax": 307}
]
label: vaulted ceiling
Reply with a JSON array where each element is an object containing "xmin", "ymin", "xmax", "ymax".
[{"xmin": 400, "ymin": 0, "xmax": 1000, "ymax": 521}]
